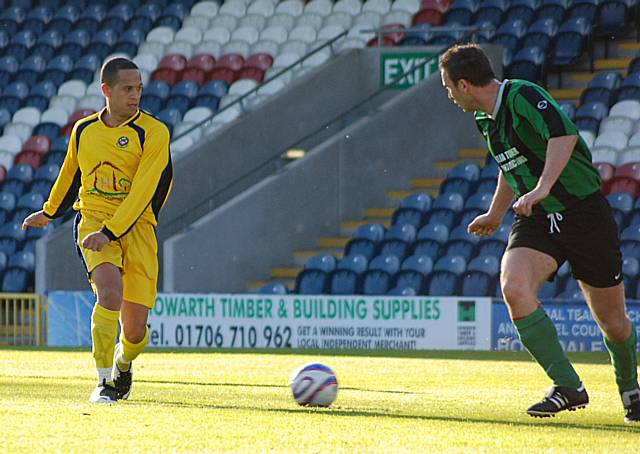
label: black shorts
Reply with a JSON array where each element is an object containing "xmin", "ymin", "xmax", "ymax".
[{"xmin": 506, "ymin": 191, "xmax": 623, "ymax": 288}]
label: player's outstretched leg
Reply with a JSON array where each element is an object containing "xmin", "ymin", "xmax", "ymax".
[
  {"xmin": 622, "ymin": 388, "xmax": 640, "ymax": 423},
  {"xmin": 526, "ymin": 383, "xmax": 589, "ymax": 418},
  {"xmin": 113, "ymin": 327, "xmax": 149, "ymax": 400}
]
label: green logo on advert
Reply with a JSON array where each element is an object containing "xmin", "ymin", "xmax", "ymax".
[{"xmin": 458, "ymin": 300, "xmax": 476, "ymax": 322}]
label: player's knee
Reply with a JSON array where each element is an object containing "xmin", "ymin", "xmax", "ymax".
[
  {"xmin": 601, "ymin": 316, "xmax": 631, "ymax": 342},
  {"xmin": 123, "ymin": 324, "xmax": 147, "ymax": 344},
  {"xmin": 501, "ymin": 279, "xmax": 533, "ymax": 305},
  {"xmin": 96, "ymin": 286, "xmax": 122, "ymax": 310}
]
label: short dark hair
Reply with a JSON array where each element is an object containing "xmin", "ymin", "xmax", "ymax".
[
  {"xmin": 101, "ymin": 57, "xmax": 139, "ymax": 87},
  {"xmin": 439, "ymin": 44, "xmax": 496, "ymax": 87}
]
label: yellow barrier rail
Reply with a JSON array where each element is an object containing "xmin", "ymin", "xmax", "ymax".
[{"xmin": 0, "ymin": 293, "xmax": 43, "ymax": 346}]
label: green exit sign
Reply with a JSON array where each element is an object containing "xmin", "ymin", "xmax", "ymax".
[{"xmin": 380, "ymin": 52, "xmax": 438, "ymax": 89}]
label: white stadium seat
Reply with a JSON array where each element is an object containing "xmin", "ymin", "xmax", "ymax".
[
  {"xmin": 590, "ymin": 147, "xmax": 618, "ymax": 166},
  {"xmin": 261, "ymin": 26, "xmax": 289, "ymax": 43},
  {"xmin": 323, "ymin": 11, "xmax": 353, "ymax": 29},
  {"xmin": 166, "ymin": 41, "xmax": 194, "ymax": 59},
  {"xmin": 267, "ymin": 13, "xmax": 296, "ymax": 30},
  {"xmin": 318, "ymin": 25, "xmax": 346, "ymax": 40},
  {"xmin": 232, "ymin": 26, "xmax": 261, "ymax": 45},
  {"xmin": 194, "ymin": 40, "xmax": 223, "ymax": 58},
  {"xmin": 296, "ymin": 12, "xmax": 324, "ymax": 30},
  {"xmin": 175, "ymin": 27, "xmax": 203, "ymax": 45},
  {"xmin": 41, "ymin": 107, "xmax": 70, "ymax": 127},
  {"xmin": 618, "ymin": 147, "xmax": 640, "ymax": 166},
  {"xmin": 392, "ymin": 0, "xmax": 421, "ymax": 14},
  {"xmin": 239, "ymin": 14, "xmax": 267, "ymax": 30},
  {"xmin": 354, "ymin": 11, "xmax": 382, "ymax": 27},
  {"xmin": 77, "ymin": 95, "xmax": 104, "ymax": 111},
  {"xmin": 0, "ymin": 135, "xmax": 22, "ymax": 155},
  {"xmin": 12, "ymin": 107, "xmax": 41, "ymax": 127},
  {"xmin": 247, "ymin": 0, "xmax": 276, "ymax": 17},
  {"xmin": 289, "ymin": 25, "xmax": 317, "ymax": 43},
  {"xmin": 278, "ymin": 40, "xmax": 308, "ymax": 57},
  {"xmin": 594, "ymin": 131, "xmax": 628, "ymax": 151},
  {"xmin": 219, "ymin": 0, "xmax": 247, "ymax": 18},
  {"xmin": 229, "ymin": 79, "xmax": 259, "ymax": 96},
  {"xmin": 137, "ymin": 42, "xmax": 165, "ymax": 60},
  {"xmin": 58, "ymin": 80, "xmax": 87, "ymax": 98},
  {"xmin": 609, "ymin": 100, "xmax": 640, "ymax": 121},
  {"xmin": 204, "ymin": 27, "xmax": 232, "ymax": 45},
  {"xmin": 275, "ymin": 0, "xmax": 305, "ymax": 17},
  {"xmin": 222, "ymin": 40, "xmax": 251, "ymax": 58},
  {"xmin": 333, "ymin": 0, "xmax": 362, "ymax": 16},
  {"xmin": 210, "ymin": 14, "xmax": 239, "ymax": 31},
  {"xmin": 383, "ymin": 10, "xmax": 413, "ymax": 26},
  {"xmin": 579, "ymin": 129, "xmax": 595, "ymax": 148},
  {"xmin": 133, "ymin": 53, "xmax": 159, "ymax": 73},
  {"xmin": 191, "ymin": 1, "xmax": 220, "ymax": 19},
  {"xmin": 147, "ymin": 26, "xmax": 175, "ymax": 45},
  {"xmin": 251, "ymin": 40, "xmax": 280, "ymax": 56},
  {"xmin": 305, "ymin": 0, "xmax": 334, "ymax": 17},
  {"xmin": 258, "ymin": 78, "xmax": 286, "ymax": 95},
  {"xmin": 4, "ymin": 123, "xmax": 32, "ymax": 144},
  {"xmin": 362, "ymin": 0, "xmax": 391, "ymax": 14},
  {"xmin": 49, "ymin": 95, "xmax": 77, "ymax": 116},
  {"xmin": 599, "ymin": 116, "xmax": 634, "ymax": 137},
  {"xmin": 182, "ymin": 15, "xmax": 210, "ymax": 31},
  {"xmin": 183, "ymin": 107, "xmax": 214, "ymax": 124},
  {"xmin": 272, "ymin": 52, "xmax": 301, "ymax": 68},
  {"xmin": 628, "ymin": 131, "xmax": 640, "ymax": 147}
]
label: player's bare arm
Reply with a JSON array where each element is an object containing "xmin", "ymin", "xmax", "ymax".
[
  {"xmin": 513, "ymin": 135, "xmax": 579, "ymax": 216},
  {"xmin": 22, "ymin": 210, "xmax": 51, "ymax": 230},
  {"xmin": 468, "ymin": 172, "xmax": 514, "ymax": 237}
]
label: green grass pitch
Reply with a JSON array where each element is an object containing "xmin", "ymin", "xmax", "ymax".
[{"xmin": 1, "ymin": 348, "xmax": 639, "ymax": 452}]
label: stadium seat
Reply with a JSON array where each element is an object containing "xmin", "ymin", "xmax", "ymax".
[
  {"xmin": 114, "ymin": 28, "xmax": 145, "ymax": 57},
  {"xmin": 362, "ymin": 254, "xmax": 400, "ymax": 295},
  {"xmin": 568, "ymin": 0, "xmax": 598, "ymax": 22},
  {"xmin": 345, "ymin": 223, "xmax": 386, "ymax": 261},
  {"xmin": 475, "ymin": 0, "xmax": 508, "ymax": 28},
  {"xmin": 508, "ymin": 46, "xmax": 546, "ymax": 82},
  {"xmin": 257, "ymin": 281, "xmax": 289, "ymax": 294},
  {"xmin": 157, "ymin": 108, "xmax": 181, "ymax": 135},
  {"xmin": 1, "ymin": 267, "xmax": 29, "ymax": 292},
  {"xmin": 391, "ymin": 192, "xmax": 432, "ymax": 228},
  {"xmin": 209, "ymin": 54, "xmax": 245, "ymax": 85},
  {"xmin": 434, "ymin": 254, "xmax": 467, "ymax": 276},
  {"xmin": 492, "ymin": 19, "xmax": 527, "ymax": 54},
  {"xmin": 461, "ymin": 271, "xmax": 494, "ymax": 296},
  {"xmin": 75, "ymin": 4, "xmax": 106, "ymax": 32},
  {"xmin": 166, "ymin": 81, "xmax": 199, "ymax": 114},
  {"xmin": 575, "ymin": 102, "xmax": 608, "ymax": 135},
  {"xmin": 8, "ymin": 250, "xmax": 35, "ymax": 273},
  {"xmin": 41, "ymin": 55, "xmax": 74, "ymax": 87},
  {"xmin": 89, "ymin": 30, "xmax": 117, "ymax": 62},
  {"xmin": 59, "ymin": 29, "xmax": 90, "ymax": 60},
  {"xmin": 427, "ymin": 270, "xmax": 459, "ymax": 295},
  {"xmin": 158, "ymin": 3, "xmax": 188, "ymax": 30},
  {"xmin": 551, "ymin": 17, "xmax": 592, "ymax": 69},
  {"xmin": 377, "ymin": 223, "xmax": 416, "ymax": 261}
]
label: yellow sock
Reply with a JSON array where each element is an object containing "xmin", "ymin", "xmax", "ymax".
[
  {"xmin": 118, "ymin": 326, "xmax": 149, "ymax": 371},
  {"xmin": 91, "ymin": 304, "xmax": 120, "ymax": 385}
]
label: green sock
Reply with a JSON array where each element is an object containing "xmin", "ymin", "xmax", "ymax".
[
  {"xmin": 513, "ymin": 307, "xmax": 581, "ymax": 389},
  {"xmin": 604, "ymin": 325, "xmax": 639, "ymax": 394}
]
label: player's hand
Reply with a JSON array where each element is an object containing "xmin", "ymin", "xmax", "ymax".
[
  {"xmin": 468, "ymin": 213, "xmax": 501, "ymax": 237},
  {"xmin": 22, "ymin": 210, "xmax": 50, "ymax": 230},
  {"xmin": 513, "ymin": 186, "xmax": 550, "ymax": 217},
  {"xmin": 82, "ymin": 231, "xmax": 110, "ymax": 252}
]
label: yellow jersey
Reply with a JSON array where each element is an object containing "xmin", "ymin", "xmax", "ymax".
[{"xmin": 43, "ymin": 108, "xmax": 173, "ymax": 240}]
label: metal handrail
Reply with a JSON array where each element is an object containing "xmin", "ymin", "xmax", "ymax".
[{"xmin": 170, "ymin": 29, "xmax": 350, "ymax": 144}]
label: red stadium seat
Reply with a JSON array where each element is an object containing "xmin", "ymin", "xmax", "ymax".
[
  {"xmin": 0, "ymin": 164, "xmax": 7, "ymax": 184},
  {"xmin": 181, "ymin": 54, "xmax": 216, "ymax": 84},
  {"xmin": 158, "ymin": 53, "xmax": 188, "ymax": 72},
  {"xmin": 412, "ymin": 8, "xmax": 444, "ymax": 26},
  {"xmin": 608, "ymin": 179, "xmax": 640, "ymax": 197},
  {"xmin": 207, "ymin": 53, "xmax": 244, "ymax": 84},
  {"xmin": 236, "ymin": 67, "xmax": 264, "ymax": 82},
  {"xmin": 14, "ymin": 150, "xmax": 43, "ymax": 169},
  {"xmin": 21, "ymin": 135, "xmax": 51, "ymax": 155},
  {"xmin": 150, "ymin": 67, "xmax": 181, "ymax": 85},
  {"xmin": 420, "ymin": 0, "xmax": 451, "ymax": 13},
  {"xmin": 614, "ymin": 162, "xmax": 640, "ymax": 181},
  {"xmin": 367, "ymin": 36, "xmax": 397, "ymax": 47},
  {"xmin": 595, "ymin": 162, "xmax": 615, "ymax": 194},
  {"xmin": 61, "ymin": 109, "xmax": 96, "ymax": 136},
  {"xmin": 244, "ymin": 53, "xmax": 273, "ymax": 72}
]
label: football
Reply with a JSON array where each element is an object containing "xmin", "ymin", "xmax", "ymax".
[{"xmin": 289, "ymin": 363, "xmax": 338, "ymax": 407}]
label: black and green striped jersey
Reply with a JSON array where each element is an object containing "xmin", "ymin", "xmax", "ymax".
[{"xmin": 474, "ymin": 79, "xmax": 601, "ymax": 214}]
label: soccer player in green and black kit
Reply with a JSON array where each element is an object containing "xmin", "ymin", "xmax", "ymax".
[{"xmin": 439, "ymin": 44, "xmax": 639, "ymax": 422}]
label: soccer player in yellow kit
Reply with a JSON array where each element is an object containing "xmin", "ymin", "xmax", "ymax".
[{"xmin": 22, "ymin": 57, "xmax": 173, "ymax": 403}]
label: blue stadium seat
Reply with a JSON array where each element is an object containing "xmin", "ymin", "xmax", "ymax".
[
  {"xmin": 574, "ymin": 101, "xmax": 608, "ymax": 135},
  {"xmin": 559, "ymin": 101, "xmax": 576, "ymax": 120},
  {"xmin": 0, "ymin": 109, "xmax": 11, "ymax": 131},
  {"xmin": 596, "ymin": 1, "xmax": 629, "ymax": 40},
  {"xmin": 479, "ymin": 160, "xmax": 499, "ymax": 181},
  {"xmin": 434, "ymin": 255, "xmax": 467, "ymax": 276},
  {"xmin": 442, "ymin": 241, "xmax": 475, "ymax": 262},
  {"xmin": 41, "ymin": 55, "xmax": 73, "ymax": 87},
  {"xmin": 361, "ymin": 255, "xmax": 401, "ymax": 295},
  {"xmin": 440, "ymin": 178, "xmax": 472, "ymax": 198},
  {"xmin": 535, "ymin": 0, "xmax": 569, "ymax": 23},
  {"xmin": 72, "ymin": 54, "xmax": 102, "ymax": 85},
  {"xmin": 581, "ymin": 71, "xmax": 621, "ymax": 106},
  {"xmin": 621, "ymin": 240, "xmax": 640, "ymax": 259},
  {"xmin": 345, "ymin": 223, "xmax": 385, "ymax": 261},
  {"xmin": 157, "ymin": 3, "xmax": 188, "ymax": 30},
  {"xmin": 1, "ymin": 267, "xmax": 29, "ymax": 292},
  {"xmin": 378, "ymin": 224, "xmax": 416, "ymax": 261},
  {"xmin": 16, "ymin": 192, "xmax": 44, "ymax": 212},
  {"xmin": 505, "ymin": 0, "xmax": 538, "ymax": 24},
  {"xmin": 0, "ymin": 192, "xmax": 16, "ymax": 213},
  {"xmin": 475, "ymin": 178, "xmax": 497, "ymax": 195},
  {"xmin": 7, "ymin": 164, "xmax": 34, "ymax": 185},
  {"xmin": 89, "ymin": 30, "xmax": 117, "ymax": 61},
  {"xmin": 445, "ymin": 0, "xmax": 478, "ymax": 25},
  {"xmin": 394, "ymin": 269, "xmax": 428, "ymax": 295},
  {"xmin": 552, "ymin": 17, "xmax": 592, "ymax": 68},
  {"xmin": 413, "ymin": 222, "xmax": 449, "ymax": 258},
  {"xmin": 427, "ymin": 193, "xmax": 465, "ymax": 229},
  {"xmin": 33, "ymin": 123, "xmax": 61, "ymax": 142},
  {"xmin": 387, "ymin": 286, "xmax": 417, "ymax": 296},
  {"xmin": 0, "ymin": 221, "xmax": 26, "ymax": 244},
  {"xmin": 0, "ymin": 30, "xmax": 9, "ymax": 52},
  {"xmin": 457, "ymin": 208, "xmax": 483, "ymax": 229},
  {"xmin": 31, "ymin": 30, "xmax": 63, "ymax": 61},
  {"xmin": 59, "ymin": 29, "xmax": 90, "ymax": 60},
  {"xmin": 568, "ymin": 0, "xmax": 598, "ymax": 22},
  {"xmin": 129, "ymin": 3, "xmax": 161, "ymax": 32},
  {"xmin": 617, "ymin": 72, "xmax": 640, "ymax": 103},
  {"xmin": 0, "ymin": 56, "xmax": 19, "ymax": 87},
  {"xmin": 0, "ymin": 81, "xmax": 29, "ymax": 115},
  {"xmin": 461, "ymin": 272, "xmax": 494, "ymax": 296},
  {"xmin": 195, "ymin": 81, "xmax": 227, "ymax": 110},
  {"xmin": 29, "ymin": 181, "xmax": 53, "ymax": 198},
  {"xmin": 75, "ymin": 4, "xmax": 107, "ymax": 32},
  {"xmin": 329, "ymin": 269, "xmax": 361, "ymax": 294},
  {"xmin": 0, "ymin": 6, "xmax": 26, "ymax": 35},
  {"xmin": 336, "ymin": 253, "xmax": 368, "ymax": 274},
  {"xmin": 427, "ymin": 271, "xmax": 459, "ymax": 295},
  {"xmin": 474, "ymin": 0, "xmax": 508, "ymax": 28},
  {"xmin": 166, "ymin": 81, "xmax": 200, "ymax": 115},
  {"xmin": 2, "ymin": 181, "xmax": 26, "ymax": 199},
  {"xmin": 258, "ymin": 282, "xmax": 288, "ymax": 295},
  {"xmin": 295, "ymin": 269, "xmax": 330, "ymax": 294},
  {"xmin": 157, "ymin": 108, "xmax": 181, "ymax": 135},
  {"xmin": 465, "ymin": 192, "xmax": 493, "ymax": 211},
  {"xmin": 467, "ymin": 255, "xmax": 500, "ymax": 278},
  {"xmin": 522, "ymin": 18, "xmax": 559, "ymax": 51},
  {"xmin": 399, "ymin": 24, "xmax": 432, "ymax": 46},
  {"xmin": 113, "ymin": 28, "xmax": 145, "ymax": 57},
  {"xmin": 47, "ymin": 5, "xmax": 79, "ymax": 34},
  {"xmin": 25, "ymin": 222, "xmax": 54, "ymax": 240},
  {"xmin": 8, "ymin": 250, "xmax": 35, "ymax": 273},
  {"xmin": 15, "ymin": 55, "xmax": 47, "ymax": 87},
  {"xmin": 103, "ymin": 4, "xmax": 133, "ymax": 32},
  {"xmin": 391, "ymin": 192, "xmax": 432, "ymax": 229},
  {"xmin": 508, "ymin": 46, "xmax": 546, "ymax": 82},
  {"xmin": 608, "ymin": 192, "xmax": 635, "ymax": 222},
  {"xmin": 22, "ymin": 5, "xmax": 52, "ymax": 34},
  {"xmin": 304, "ymin": 253, "xmax": 337, "ymax": 273},
  {"xmin": 25, "ymin": 81, "xmax": 56, "ymax": 112},
  {"xmin": 447, "ymin": 162, "xmax": 480, "ymax": 182},
  {"xmin": 491, "ymin": 19, "xmax": 528, "ymax": 53},
  {"xmin": 0, "ymin": 251, "xmax": 7, "ymax": 272},
  {"xmin": 6, "ymin": 29, "xmax": 36, "ymax": 61}
]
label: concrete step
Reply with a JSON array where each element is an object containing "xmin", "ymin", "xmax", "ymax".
[
  {"xmin": 432, "ymin": 158, "xmax": 484, "ymax": 170},
  {"xmin": 318, "ymin": 236, "xmax": 350, "ymax": 248},
  {"xmin": 271, "ymin": 267, "xmax": 301, "ymax": 279},
  {"xmin": 615, "ymin": 41, "xmax": 640, "ymax": 59},
  {"xmin": 410, "ymin": 176, "xmax": 444, "ymax": 190},
  {"xmin": 548, "ymin": 88, "xmax": 583, "ymax": 101},
  {"xmin": 594, "ymin": 57, "xmax": 631, "ymax": 71},
  {"xmin": 364, "ymin": 207, "xmax": 395, "ymax": 218},
  {"xmin": 458, "ymin": 147, "xmax": 487, "ymax": 159}
]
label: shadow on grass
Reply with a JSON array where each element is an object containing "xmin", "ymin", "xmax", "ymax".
[
  {"xmin": 132, "ymin": 398, "xmax": 640, "ymax": 433},
  {"xmin": 0, "ymin": 346, "xmax": 612, "ymax": 365}
]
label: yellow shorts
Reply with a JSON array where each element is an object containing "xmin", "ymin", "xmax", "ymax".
[{"xmin": 73, "ymin": 210, "xmax": 158, "ymax": 309}]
